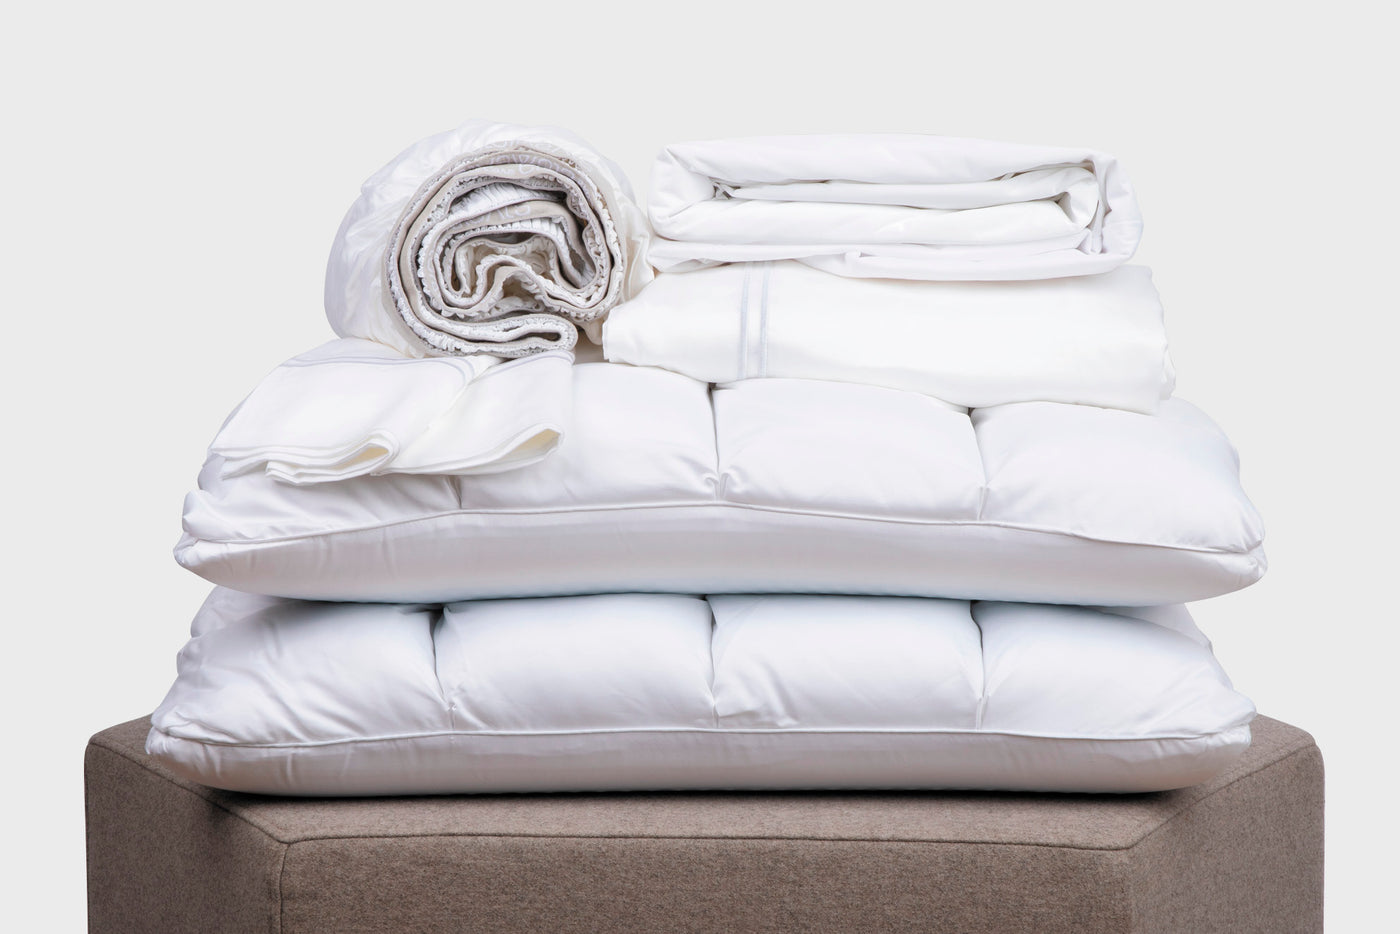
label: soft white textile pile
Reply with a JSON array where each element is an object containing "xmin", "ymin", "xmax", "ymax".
[
  {"xmin": 146, "ymin": 124, "xmax": 1266, "ymax": 798},
  {"xmin": 212, "ymin": 121, "xmax": 647, "ymax": 487},
  {"xmin": 647, "ymin": 134, "xmax": 1141, "ymax": 280},
  {"xmin": 609, "ymin": 132, "xmax": 1165, "ymax": 411}
]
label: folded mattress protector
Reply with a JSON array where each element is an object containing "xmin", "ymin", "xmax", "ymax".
[
  {"xmin": 647, "ymin": 134, "xmax": 1141, "ymax": 280},
  {"xmin": 604, "ymin": 262, "xmax": 1174, "ymax": 413},
  {"xmin": 147, "ymin": 589, "xmax": 1255, "ymax": 795},
  {"xmin": 325, "ymin": 120, "xmax": 651, "ymax": 357},
  {"xmin": 177, "ymin": 363, "xmax": 1265, "ymax": 606}
]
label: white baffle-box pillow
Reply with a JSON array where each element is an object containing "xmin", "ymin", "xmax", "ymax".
[
  {"xmin": 177, "ymin": 364, "xmax": 1265, "ymax": 606},
  {"xmin": 147, "ymin": 590, "xmax": 1254, "ymax": 795}
]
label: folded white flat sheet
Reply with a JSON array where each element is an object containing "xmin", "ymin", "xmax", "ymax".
[
  {"xmin": 147, "ymin": 589, "xmax": 1254, "ymax": 795},
  {"xmin": 648, "ymin": 134, "xmax": 1141, "ymax": 279},
  {"xmin": 325, "ymin": 121, "xmax": 651, "ymax": 357},
  {"xmin": 211, "ymin": 339, "xmax": 571, "ymax": 484},
  {"xmin": 604, "ymin": 262, "xmax": 1173, "ymax": 412}
]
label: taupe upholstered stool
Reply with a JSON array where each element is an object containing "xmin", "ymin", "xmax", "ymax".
[{"xmin": 86, "ymin": 716, "xmax": 1322, "ymax": 933}]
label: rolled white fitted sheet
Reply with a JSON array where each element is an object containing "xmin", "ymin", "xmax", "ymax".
[
  {"xmin": 647, "ymin": 134, "xmax": 1141, "ymax": 279},
  {"xmin": 211, "ymin": 339, "xmax": 571, "ymax": 484},
  {"xmin": 604, "ymin": 262, "xmax": 1173, "ymax": 412},
  {"xmin": 325, "ymin": 121, "xmax": 651, "ymax": 357},
  {"xmin": 147, "ymin": 589, "xmax": 1254, "ymax": 795}
]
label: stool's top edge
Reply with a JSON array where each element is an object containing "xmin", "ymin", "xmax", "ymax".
[{"xmin": 86, "ymin": 716, "xmax": 1318, "ymax": 850}]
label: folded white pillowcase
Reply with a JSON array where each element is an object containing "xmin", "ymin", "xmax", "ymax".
[
  {"xmin": 604, "ymin": 262, "xmax": 1173, "ymax": 413},
  {"xmin": 211, "ymin": 339, "xmax": 571, "ymax": 484},
  {"xmin": 648, "ymin": 134, "xmax": 1141, "ymax": 280}
]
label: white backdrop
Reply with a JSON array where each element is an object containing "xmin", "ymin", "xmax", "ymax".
[{"xmin": 2, "ymin": 2, "xmax": 1392, "ymax": 929}]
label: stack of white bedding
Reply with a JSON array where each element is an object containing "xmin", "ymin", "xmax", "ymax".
[{"xmin": 148, "ymin": 124, "xmax": 1262, "ymax": 796}]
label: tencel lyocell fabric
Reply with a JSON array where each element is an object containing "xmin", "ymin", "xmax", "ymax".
[
  {"xmin": 604, "ymin": 262, "xmax": 1173, "ymax": 413},
  {"xmin": 176, "ymin": 363, "xmax": 1264, "ymax": 606},
  {"xmin": 647, "ymin": 134, "xmax": 1141, "ymax": 279},
  {"xmin": 147, "ymin": 589, "xmax": 1254, "ymax": 796}
]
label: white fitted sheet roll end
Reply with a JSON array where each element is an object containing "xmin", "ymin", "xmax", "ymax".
[{"xmin": 326, "ymin": 121, "xmax": 651, "ymax": 359}]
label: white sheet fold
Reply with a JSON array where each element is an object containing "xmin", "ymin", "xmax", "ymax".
[
  {"xmin": 211, "ymin": 339, "xmax": 571, "ymax": 484},
  {"xmin": 603, "ymin": 263, "xmax": 1173, "ymax": 413},
  {"xmin": 326, "ymin": 121, "xmax": 651, "ymax": 358},
  {"xmin": 648, "ymin": 134, "xmax": 1141, "ymax": 280}
]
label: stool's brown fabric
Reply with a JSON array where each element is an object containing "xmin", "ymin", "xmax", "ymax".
[{"xmin": 86, "ymin": 715, "xmax": 1323, "ymax": 933}]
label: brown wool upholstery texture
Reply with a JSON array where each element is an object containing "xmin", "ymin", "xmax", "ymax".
[{"xmin": 86, "ymin": 715, "xmax": 1323, "ymax": 933}]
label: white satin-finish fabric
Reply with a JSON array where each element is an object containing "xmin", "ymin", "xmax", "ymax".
[
  {"xmin": 210, "ymin": 339, "xmax": 571, "ymax": 484},
  {"xmin": 648, "ymin": 134, "xmax": 1141, "ymax": 279},
  {"xmin": 147, "ymin": 589, "xmax": 1255, "ymax": 795},
  {"xmin": 604, "ymin": 263, "xmax": 1173, "ymax": 413},
  {"xmin": 325, "ymin": 121, "xmax": 651, "ymax": 357},
  {"xmin": 177, "ymin": 364, "xmax": 1265, "ymax": 605}
]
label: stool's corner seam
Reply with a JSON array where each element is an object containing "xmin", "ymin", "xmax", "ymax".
[
  {"xmin": 275, "ymin": 840, "xmax": 288, "ymax": 934},
  {"xmin": 1118, "ymin": 741, "xmax": 1323, "ymax": 851},
  {"xmin": 87, "ymin": 735, "xmax": 297, "ymax": 843}
]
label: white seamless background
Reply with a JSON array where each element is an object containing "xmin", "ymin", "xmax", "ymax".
[{"xmin": 2, "ymin": 2, "xmax": 1391, "ymax": 929}]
